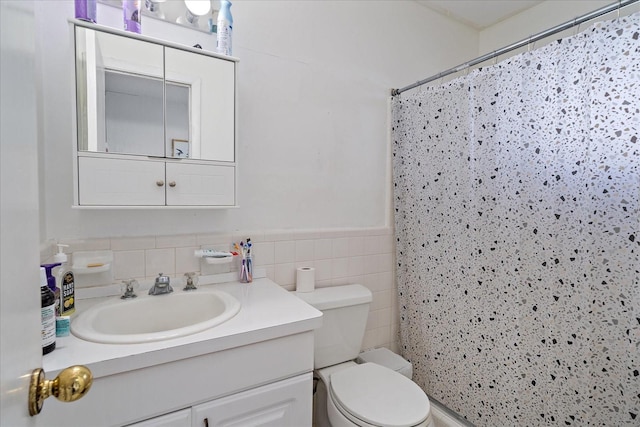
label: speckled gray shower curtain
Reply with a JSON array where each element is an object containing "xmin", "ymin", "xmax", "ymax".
[{"xmin": 391, "ymin": 14, "xmax": 639, "ymax": 426}]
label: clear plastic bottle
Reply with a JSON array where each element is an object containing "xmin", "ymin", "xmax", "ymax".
[
  {"xmin": 39, "ymin": 267, "xmax": 56, "ymax": 355},
  {"xmin": 216, "ymin": 0, "xmax": 233, "ymax": 56}
]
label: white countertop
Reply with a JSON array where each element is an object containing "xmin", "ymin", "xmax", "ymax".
[{"xmin": 43, "ymin": 277, "xmax": 323, "ymax": 378}]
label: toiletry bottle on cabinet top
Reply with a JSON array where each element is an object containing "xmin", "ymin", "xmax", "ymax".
[
  {"xmin": 216, "ymin": 0, "xmax": 233, "ymax": 56},
  {"xmin": 40, "ymin": 267, "xmax": 56, "ymax": 355},
  {"xmin": 123, "ymin": 0, "xmax": 142, "ymax": 33},
  {"xmin": 54, "ymin": 244, "xmax": 76, "ymax": 317},
  {"xmin": 75, "ymin": 0, "xmax": 97, "ymax": 23}
]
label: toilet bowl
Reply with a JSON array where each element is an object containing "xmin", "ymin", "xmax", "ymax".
[
  {"xmin": 296, "ymin": 285, "xmax": 433, "ymax": 427},
  {"xmin": 318, "ymin": 362, "xmax": 433, "ymax": 427}
]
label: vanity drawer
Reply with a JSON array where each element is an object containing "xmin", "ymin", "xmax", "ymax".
[{"xmin": 126, "ymin": 409, "xmax": 191, "ymax": 427}]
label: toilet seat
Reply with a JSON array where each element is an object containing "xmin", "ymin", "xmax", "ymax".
[{"xmin": 329, "ymin": 363, "xmax": 430, "ymax": 427}]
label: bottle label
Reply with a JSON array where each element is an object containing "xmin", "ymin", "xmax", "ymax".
[
  {"xmin": 216, "ymin": 21, "xmax": 233, "ymax": 56},
  {"xmin": 54, "ymin": 288, "xmax": 61, "ymax": 317},
  {"xmin": 61, "ymin": 271, "xmax": 75, "ymax": 315},
  {"xmin": 123, "ymin": 0, "xmax": 142, "ymax": 33},
  {"xmin": 41, "ymin": 304, "xmax": 56, "ymax": 347}
]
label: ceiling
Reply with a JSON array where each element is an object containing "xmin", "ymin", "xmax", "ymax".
[{"xmin": 417, "ymin": 0, "xmax": 544, "ymax": 30}]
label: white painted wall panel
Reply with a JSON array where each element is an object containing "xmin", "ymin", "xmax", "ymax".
[{"xmin": 34, "ymin": 1, "xmax": 478, "ymax": 239}]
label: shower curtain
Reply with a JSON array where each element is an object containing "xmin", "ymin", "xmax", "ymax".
[{"xmin": 392, "ymin": 13, "xmax": 639, "ymax": 426}]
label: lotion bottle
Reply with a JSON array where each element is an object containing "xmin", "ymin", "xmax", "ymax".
[{"xmin": 54, "ymin": 244, "xmax": 76, "ymax": 317}]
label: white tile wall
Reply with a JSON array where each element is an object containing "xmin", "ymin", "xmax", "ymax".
[{"xmin": 42, "ymin": 227, "xmax": 399, "ymax": 352}]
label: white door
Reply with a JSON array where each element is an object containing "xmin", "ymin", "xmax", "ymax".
[{"xmin": 0, "ymin": 1, "xmax": 45, "ymax": 425}]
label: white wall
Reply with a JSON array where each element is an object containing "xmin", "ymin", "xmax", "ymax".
[
  {"xmin": 479, "ymin": 0, "xmax": 638, "ymax": 55},
  {"xmin": 35, "ymin": 0, "xmax": 478, "ymax": 240}
]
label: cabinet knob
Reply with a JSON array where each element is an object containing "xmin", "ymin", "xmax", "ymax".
[
  {"xmin": 156, "ymin": 180, "xmax": 164, "ymax": 187},
  {"xmin": 169, "ymin": 181, "xmax": 177, "ymax": 188}
]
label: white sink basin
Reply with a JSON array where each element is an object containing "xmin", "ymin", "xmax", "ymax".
[{"xmin": 71, "ymin": 290, "xmax": 241, "ymax": 344}]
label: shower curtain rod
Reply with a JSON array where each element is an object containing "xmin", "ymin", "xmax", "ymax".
[{"xmin": 391, "ymin": 0, "xmax": 639, "ymax": 96}]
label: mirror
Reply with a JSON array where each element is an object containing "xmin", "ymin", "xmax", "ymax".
[{"xmin": 75, "ymin": 26, "xmax": 235, "ymax": 162}]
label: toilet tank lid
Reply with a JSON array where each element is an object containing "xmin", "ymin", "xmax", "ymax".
[{"xmin": 296, "ymin": 284, "xmax": 372, "ymax": 310}]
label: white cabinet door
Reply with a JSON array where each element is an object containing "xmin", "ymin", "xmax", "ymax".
[
  {"xmin": 192, "ymin": 373, "xmax": 312, "ymax": 427},
  {"xmin": 166, "ymin": 162, "xmax": 235, "ymax": 206},
  {"xmin": 126, "ymin": 409, "xmax": 191, "ymax": 427},
  {"xmin": 78, "ymin": 156, "xmax": 165, "ymax": 206}
]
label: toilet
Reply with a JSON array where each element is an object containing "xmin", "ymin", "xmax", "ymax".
[{"xmin": 297, "ymin": 284, "xmax": 434, "ymax": 427}]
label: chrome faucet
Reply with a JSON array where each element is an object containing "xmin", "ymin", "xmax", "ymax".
[{"xmin": 149, "ymin": 273, "xmax": 173, "ymax": 295}]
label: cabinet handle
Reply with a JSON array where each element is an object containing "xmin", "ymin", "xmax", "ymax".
[
  {"xmin": 169, "ymin": 181, "xmax": 176, "ymax": 187},
  {"xmin": 156, "ymin": 180, "xmax": 164, "ymax": 187},
  {"xmin": 204, "ymin": 418, "xmax": 209, "ymax": 427}
]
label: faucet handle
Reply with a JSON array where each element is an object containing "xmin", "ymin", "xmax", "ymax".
[
  {"xmin": 120, "ymin": 279, "xmax": 139, "ymax": 299},
  {"xmin": 183, "ymin": 272, "xmax": 199, "ymax": 291}
]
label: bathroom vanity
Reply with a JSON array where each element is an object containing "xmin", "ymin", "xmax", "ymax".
[
  {"xmin": 41, "ymin": 278, "xmax": 322, "ymax": 426},
  {"xmin": 73, "ymin": 21, "xmax": 237, "ymax": 207}
]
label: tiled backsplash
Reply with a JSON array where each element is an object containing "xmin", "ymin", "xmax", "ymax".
[{"xmin": 41, "ymin": 227, "xmax": 399, "ymax": 352}]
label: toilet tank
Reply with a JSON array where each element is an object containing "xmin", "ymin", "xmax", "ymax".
[{"xmin": 296, "ymin": 284, "xmax": 372, "ymax": 369}]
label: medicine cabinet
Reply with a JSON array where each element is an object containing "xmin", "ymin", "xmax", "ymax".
[{"xmin": 73, "ymin": 22, "xmax": 237, "ymax": 207}]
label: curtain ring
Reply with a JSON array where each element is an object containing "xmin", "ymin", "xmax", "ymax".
[
  {"xmin": 618, "ymin": 0, "xmax": 621, "ymax": 19},
  {"xmin": 527, "ymin": 35, "xmax": 532, "ymax": 52}
]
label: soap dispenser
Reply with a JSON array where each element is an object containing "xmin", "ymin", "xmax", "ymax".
[{"xmin": 54, "ymin": 244, "xmax": 76, "ymax": 316}]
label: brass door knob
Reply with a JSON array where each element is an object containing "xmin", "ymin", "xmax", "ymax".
[
  {"xmin": 156, "ymin": 180, "xmax": 165, "ymax": 187},
  {"xmin": 29, "ymin": 365, "xmax": 93, "ymax": 416},
  {"xmin": 168, "ymin": 181, "xmax": 176, "ymax": 187}
]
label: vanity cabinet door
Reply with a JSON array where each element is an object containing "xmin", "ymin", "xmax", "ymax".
[
  {"xmin": 126, "ymin": 409, "xmax": 191, "ymax": 427},
  {"xmin": 78, "ymin": 156, "xmax": 165, "ymax": 206},
  {"xmin": 191, "ymin": 373, "xmax": 312, "ymax": 427},
  {"xmin": 165, "ymin": 162, "xmax": 235, "ymax": 206}
]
